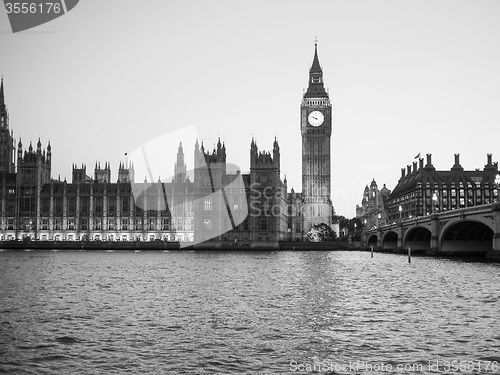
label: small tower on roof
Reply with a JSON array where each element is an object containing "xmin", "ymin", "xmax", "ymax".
[
  {"xmin": 273, "ymin": 136, "xmax": 280, "ymax": 173},
  {"xmin": 250, "ymin": 137, "xmax": 281, "ymax": 187},
  {"xmin": 72, "ymin": 163, "xmax": 88, "ymax": 183},
  {"xmin": 94, "ymin": 162, "xmax": 111, "ymax": 183},
  {"xmin": 17, "ymin": 137, "xmax": 51, "ymax": 186}
]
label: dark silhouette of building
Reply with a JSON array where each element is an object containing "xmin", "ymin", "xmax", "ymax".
[{"xmin": 248, "ymin": 137, "xmax": 288, "ymax": 242}]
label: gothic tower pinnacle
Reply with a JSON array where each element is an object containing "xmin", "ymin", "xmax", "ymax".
[
  {"xmin": 174, "ymin": 142, "xmax": 186, "ymax": 182},
  {"xmin": 0, "ymin": 78, "xmax": 15, "ymax": 173},
  {"xmin": 0, "ymin": 77, "xmax": 5, "ymax": 109}
]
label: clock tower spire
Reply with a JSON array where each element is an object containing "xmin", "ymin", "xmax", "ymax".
[
  {"xmin": 301, "ymin": 41, "xmax": 334, "ymax": 232},
  {"xmin": 304, "ymin": 40, "xmax": 327, "ymax": 98}
]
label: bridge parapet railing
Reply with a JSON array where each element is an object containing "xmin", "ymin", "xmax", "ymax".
[{"xmin": 364, "ymin": 203, "xmax": 495, "ymax": 235}]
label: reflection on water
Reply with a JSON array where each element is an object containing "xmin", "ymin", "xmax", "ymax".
[{"xmin": 1, "ymin": 251, "xmax": 500, "ymax": 374}]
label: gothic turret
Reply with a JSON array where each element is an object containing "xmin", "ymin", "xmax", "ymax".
[
  {"xmin": 194, "ymin": 138, "xmax": 203, "ymax": 170},
  {"xmin": 117, "ymin": 161, "xmax": 134, "ymax": 183},
  {"xmin": 203, "ymin": 139, "xmax": 226, "ymax": 165},
  {"xmin": 250, "ymin": 138, "xmax": 281, "ymax": 186},
  {"xmin": 250, "ymin": 137, "xmax": 258, "ymax": 164},
  {"xmin": 174, "ymin": 142, "xmax": 187, "ymax": 182},
  {"xmin": 94, "ymin": 161, "xmax": 111, "ymax": 182},
  {"xmin": 72, "ymin": 163, "xmax": 89, "ymax": 183},
  {"xmin": 17, "ymin": 138, "xmax": 22, "ymax": 161},
  {"xmin": 46, "ymin": 141, "xmax": 51, "ymax": 163},
  {"xmin": 16, "ymin": 138, "xmax": 51, "ymax": 186},
  {"xmin": 0, "ymin": 78, "xmax": 15, "ymax": 173},
  {"xmin": 272, "ymin": 137, "xmax": 280, "ymax": 173}
]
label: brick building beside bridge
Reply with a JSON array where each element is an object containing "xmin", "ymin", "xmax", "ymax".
[{"xmin": 358, "ymin": 153, "xmax": 500, "ymax": 258}]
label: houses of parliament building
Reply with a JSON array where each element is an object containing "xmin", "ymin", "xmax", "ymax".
[{"xmin": 0, "ymin": 43, "xmax": 335, "ymax": 244}]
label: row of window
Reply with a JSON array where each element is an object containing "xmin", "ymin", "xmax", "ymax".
[
  {"xmin": 203, "ymin": 200, "xmax": 243, "ymax": 212},
  {"xmin": 201, "ymin": 218, "xmax": 268, "ymax": 232},
  {"xmin": 392, "ymin": 189, "xmax": 497, "ymax": 205},
  {"xmin": 10, "ymin": 221, "xmax": 182, "ymax": 231},
  {"xmin": 425, "ymin": 189, "xmax": 497, "ymax": 198}
]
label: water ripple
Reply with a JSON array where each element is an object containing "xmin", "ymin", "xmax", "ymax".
[{"xmin": 1, "ymin": 251, "xmax": 500, "ymax": 374}]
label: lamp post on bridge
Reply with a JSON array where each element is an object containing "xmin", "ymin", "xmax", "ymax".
[
  {"xmin": 363, "ymin": 218, "xmax": 368, "ymax": 245},
  {"xmin": 495, "ymin": 174, "xmax": 500, "ymax": 203},
  {"xmin": 376, "ymin": 213, "xmax": 383, "ymax": 250},
  {"xmin": 432, "ymin": 190, "xmax": 438, "ymax": 214},
  {"xmin": 487, "ymin": 173, "xmax": 500, "ymax": 257},
  {"xmin": 397, "ymin": 205, "xmax": 403, "ymax": 251},
  {"xmin": 430, "ymin": 190, "xmax": 440, "ymax": 254}
]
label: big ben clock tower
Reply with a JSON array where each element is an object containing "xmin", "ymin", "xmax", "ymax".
[{"xmin": 301, "ymin": 41, "xmax": 334, "ymax": 231}]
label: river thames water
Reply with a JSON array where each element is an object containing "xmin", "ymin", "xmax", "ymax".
[{"xmin": 1, "ymin": 250, "xmax": 500, "ymax": 374}]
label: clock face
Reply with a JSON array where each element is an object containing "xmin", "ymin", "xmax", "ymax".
[{"xmin": 308, "ymin": 111, "xmax": 324, "ymax": 127}]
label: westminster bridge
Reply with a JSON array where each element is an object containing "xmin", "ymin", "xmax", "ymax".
[{"xmin": 363, "ymin": 202, "xmax": 500, "ymax": 259}]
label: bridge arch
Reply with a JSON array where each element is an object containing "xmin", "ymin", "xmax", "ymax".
[
  {"xmin": 367, "ymin": 234, "xmax": 378, "ymax": 248},
  {"xmin": 404, "ymin": 225, "xmax": 431, "ymax": 252},
  {"xmin": 440, "ymin": 218, "xmax": 494, "ymax": 255},
  {"xmin": 381, "ymin": 230, "xmax": 398, "ymax": 250}
]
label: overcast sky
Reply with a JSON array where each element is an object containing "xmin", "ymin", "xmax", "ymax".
[{"xmin": 1, "ymin": 0, "xmax": 499, "ymax": 217}]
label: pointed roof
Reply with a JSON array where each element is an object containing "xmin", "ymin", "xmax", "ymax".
[
  {"xmin": 310, "ymin": 42, "xmax": 322, "ymax": 74},
  {"xmin": 304, "ymin": 41, "xmax": 328, "ymax": 98},
  {"xmin": 0, "ymin": 77, "xmax": 7, "ymax": 119},
  {"xmin": 0, "ymin": 77, "xmax": 4, "ymax": 104},
  {"xmin": 273, "ymin": 136, "xmax": 279, "ymax": 149}
]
